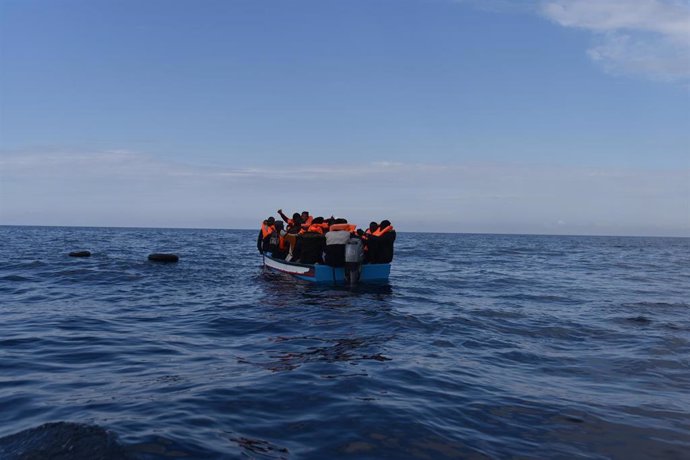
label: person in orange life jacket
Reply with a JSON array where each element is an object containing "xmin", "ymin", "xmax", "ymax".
[
  {"xmin": 293, "ymin": 225, "xmax": 326, "ymax": 264},
  {"xmin": 300, "ymin": 211, "xmax": 314, "ymax": 230},
  {"xmin": 304, "ymin": 216, "xmax": 327, "ymax": 234},
  {"xmin": 362, "ymin": 222, "xmax": 379, "ymax": 263},
  {"xmin": 283, "ymin": 222, "xmax": 301, "ymax": 261},
  {"xmin": 269, "ymin": 221, "xmax": 289, "ymax": 260},
  {"xmin": 366, "ymin": 220, "xmax": 396, "ymax": 263},
  {"xmin": 257, "ymin": 217, "xmax": 276, "ymax": 254},
  {"xmin": 277, "ymin": 209, "xmax": 302, "ymax": 231},
  {"xmin": 324, "ymin": 218, "xmax": 351, "ymax": 267},
  {"xmin": 278, "ymin": 209, "xmax": 313, "ymax": 231},
  {"xmin": 328, "ymin": 218, "xmax": 357, "ymax": 234}
]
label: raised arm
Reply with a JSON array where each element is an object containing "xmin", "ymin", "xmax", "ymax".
[{"xmin": 277, "ymin": 209, "xmax": 290, "ymax": 223}]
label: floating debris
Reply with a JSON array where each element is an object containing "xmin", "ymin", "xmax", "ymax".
[{"xmin": 148, "ymin": 253, "xmax": 179, "ymax": 263}]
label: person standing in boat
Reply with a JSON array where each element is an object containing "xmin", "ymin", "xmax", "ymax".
[
  {"xmin": 283, "ymin": 222, "xmax": 301, "ymax": 261},
  {"xmin": 301, "ymin": 216, "xmax": 327, "ymax": 234},
  {"xmin": 269, "ymin": 221, "xmax": 289, "ymax": 260},
  {"xmin": 277, "ymin": 209, "xmax": 302, "ymax": 232},
  {"xmin": 324, "ymin": 218, "xmax": 352, "ymax": 267},
  {"xmin": 277, "ymin": 209, "xmax": 312, "ymax": 231},
  {"xmin": 300, "ymin": 211, "xmax": 314, "ymax": 230},
  {"xmin": 257, "ymin": 217, "xmax": 276, "ymax": 254},
  {"xmin": 366, "ymin": 220, "xmax": 396, "ymax": 263}
]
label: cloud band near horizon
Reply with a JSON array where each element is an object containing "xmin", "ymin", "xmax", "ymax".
[{"xmin": 1, "ymin": 150, "xmax": 688, "ymax": 237}]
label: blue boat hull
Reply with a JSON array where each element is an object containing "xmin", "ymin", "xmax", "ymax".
[{"xmin": 263, "ymin": 255, "xmax": 390, "ymax": 283}]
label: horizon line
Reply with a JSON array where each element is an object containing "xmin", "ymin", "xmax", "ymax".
[{"xmin": 1, "ymin": 224, "xmax": 687, "ymax": 239}]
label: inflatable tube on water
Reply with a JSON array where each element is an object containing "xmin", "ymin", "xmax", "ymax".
[
  {"xmin": 69, "ymin": 251, "xmax": 91, "ymax": 257},
  {"xmin": 148, "ymin": 253, "xmax": 179, "ymax": 263}
]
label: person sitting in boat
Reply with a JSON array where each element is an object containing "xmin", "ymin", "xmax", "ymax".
[
  {"xmin": 293, "ymin": 226, "xmax": 326, "ymax": 264},
  {"xmin": 257, "ymin": 217, "xmax": 276, "ymax": 254},
  {"xmin": 365, "ymin": 220, "xmax": 396, "ymax": 263},
  {"xmin": 324, "ymin": 218, "xmax": 353, "ymax": 267},
  {"xmin": 268, "ymin": 221, "xmax": 289, "ymax": 260}
]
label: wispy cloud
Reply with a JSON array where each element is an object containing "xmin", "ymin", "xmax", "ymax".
[
  {"xmin": 540, "ymin": 0, "xmax": 690, "ymax": 81},
  {"xmin": 1, "ymin": 150, "xmax": 688, "ymax": 236}
]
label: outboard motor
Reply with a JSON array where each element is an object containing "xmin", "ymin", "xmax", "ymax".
[{"xmin": 344, "ymin": 238, "xmax": 364, "ymax": 285}]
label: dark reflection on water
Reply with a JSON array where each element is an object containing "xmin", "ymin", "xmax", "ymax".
[{"xmin": 1, "ymin": 226, "xmax": 689, "ymax": 459}]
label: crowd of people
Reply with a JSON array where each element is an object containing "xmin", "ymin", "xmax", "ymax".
[{"xmin": 257, "ymin": 209, "xmax": 396, "ymax": 266}]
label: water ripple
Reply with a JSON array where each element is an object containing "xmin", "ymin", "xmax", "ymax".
[{"xmin": 0, "ymin": 227, "xmax": 689, "ymax": 459}]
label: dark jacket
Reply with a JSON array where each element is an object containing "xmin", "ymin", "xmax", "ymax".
[
  {"xmin": 257, "ymin": 230, "xmax": 271, "ymax": 254},
  {"xmin": 324, "ymin": 230, "xmax": 350, "ymax": 267},
  {"xmin": 367, "ymin": 230, "xmax": 396, "ymax": 263},
  {"xmin": 271, "ymin": 233, "xmax": 288, "ymax": 260},
  {"xmin": 294, "ymin": 232, "xmax": 326, "ymax": 264},
  {"xmin": 324, "ymin": 245, "xmax": 346, "ymax": 267}
]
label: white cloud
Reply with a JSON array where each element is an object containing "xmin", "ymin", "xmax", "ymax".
[
  {"xmin": 1, "ymin": 150, "xmax": 688, "ymax": 236},
  {"xmin": 541, "ymin": 0, "xmax": 690, "ymax": 81}
]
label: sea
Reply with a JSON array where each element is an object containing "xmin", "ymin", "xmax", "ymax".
[{"xmin": 1, "ymin": 226, "xmax": 689, "ymax": 460}]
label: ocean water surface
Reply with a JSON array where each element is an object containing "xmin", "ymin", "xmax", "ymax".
[{"xmin": 1, "ymin": 226, "xmax": 689, "ymax": 459}]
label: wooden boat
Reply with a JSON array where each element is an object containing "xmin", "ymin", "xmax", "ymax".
[{"xmin": 262, "ymin": 254, "xmax": 390, "ymax": 284}]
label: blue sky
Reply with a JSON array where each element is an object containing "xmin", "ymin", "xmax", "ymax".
[{"xmin": 1, "ymin": 0, "xmax": 688, "ymax": 235}]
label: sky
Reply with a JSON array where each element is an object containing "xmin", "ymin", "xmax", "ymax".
[{"xmin": 0, "ymin": 0, "xmax": 688, "ymax": 236}]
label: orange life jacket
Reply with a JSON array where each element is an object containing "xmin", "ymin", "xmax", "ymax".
[
  {"xmin": 373, "ymin": 225, "xmax": 394, "ymax": 237},
  {"xmin": 279, "ymin": 234, "xmax": 287, "ymax": 250},
  {"xmin": 261, "ymin": 223, "xmax": 275, "ymax": 239},
  {"xmin": 329, "ymin": 223, "xmax": 357, "ymax": 233},
  {"xmin": 307, "ymin": 224, "xmax": 324, "ymax": 234},
  {"xmin": 300, "ymin": 216, "xmax": 314, "ymax": 230}
]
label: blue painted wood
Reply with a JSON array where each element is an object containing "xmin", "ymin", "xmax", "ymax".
[{"xmin": 263, "ymin": 255, "xmax": 390, "ymax": 283}]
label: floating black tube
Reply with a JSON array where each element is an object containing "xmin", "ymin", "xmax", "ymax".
[
  {"xmin": 148, "ymin": 253, "xmax": 179, "ymax": 263},
  {"xmin": 69, "ymin": 251, "xmax": 91, "ymax": 257}
]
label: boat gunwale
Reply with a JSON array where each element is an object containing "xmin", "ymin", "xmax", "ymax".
[
  {"xmin": 263, "ymin": 255, "xmax": 314, "ymax": 269},
  {"xmin": 263, "ymin": 254, "xmax": 391, "ymax": 270}
]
